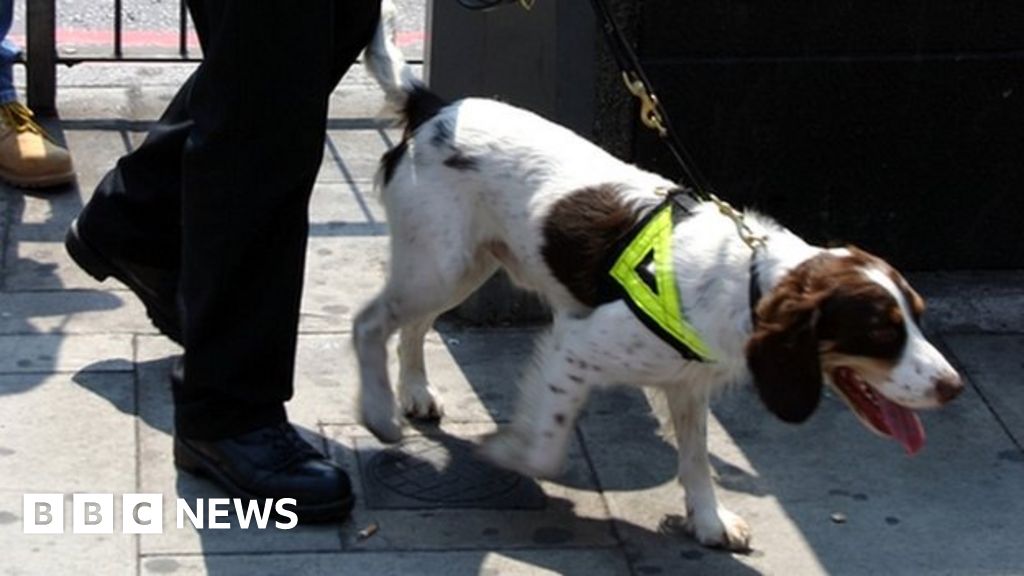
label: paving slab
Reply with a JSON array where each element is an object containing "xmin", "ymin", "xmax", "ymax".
[
  {"xmin": 0, "ymin": 372, "xmax": 135, "ymax": 492},
  {"xmin": 139, "ymin": 549, "xmax": 630, "ymax": 576},
  {"xmin": 298, "ymin": 236, "xmax": 389, "ymax": 334},
  {"xmin": 7, "ymin": 191, "xmax": 87, "ymax": 242},
  {"xmin": 292, "ymin": 327, "xmax": 538, "ymax": 428},
  {"xmin": 321, "ymin": 128, "xmax": 401, "ymax": 185},
  {"xmin": 3, "ymin": 238, "xmax": 124, "ymax": 292},
  {"xmin": 0, "ymin": 334, "xmax": 133, "ymax": 373},
  {"xmin": 358, "ymin": 433, "xmax": 547, "ymax": 510},
  {"xmin": 577, "ymin": 370, "xmax": 1024, "ymax": 575},
  {"xmin": 0, "ymin": 191, "xmax": 9, "ymax": 265},
  {"xmin": 0, "ymin": 290, "xmax": 153, "ymax": 336},
  {"xmin": 56, "ymin": 65, "xmax": 406, "ymax": 125},
  {"xmin": 308, "ymin": 180, "xmax": 387, "ymax": 225},
  {"xmin": 1, "ymin": 489, "xmax": 136, "ymax": 576},
  {"xmin": 324, "ymin": 423, "xmax": 616, "ymax": 552},
  {"xmin": 60, "ymin": 128, "xmax": 132, "ymax": 199},
  {"xmin": 0, "ymin": 374, "xmax": 135, "ymax": 575},
  {"xmin": 0, "ymin": 372, "xmax": 134, "ymax": 576}
]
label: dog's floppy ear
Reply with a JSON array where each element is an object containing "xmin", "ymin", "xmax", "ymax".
[{"xmin": 746, "ymin": 269, "xmax": 830, "ymax": 424}]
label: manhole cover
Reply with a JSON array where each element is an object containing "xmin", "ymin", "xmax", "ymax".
[{"xmin": 359, "ymin": 435, "xmax": 546, "ymax": 510}]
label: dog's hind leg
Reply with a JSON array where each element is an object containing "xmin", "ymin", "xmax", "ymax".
[
  {"xmin": 354, "ymin": 211, "xmax": 495, "ymax": 443},
  {"xmin": 397, "ymin": 252, "xmax": 498, "ymax": 421},
  {"xmin": 665, "ymin": 388, "xmax": 752, "ymax": 551}
]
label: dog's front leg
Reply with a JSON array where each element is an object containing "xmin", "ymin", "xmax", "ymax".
[{"xmin": 666, "ymin": 389, "xmax": 751, "ymax": 551}]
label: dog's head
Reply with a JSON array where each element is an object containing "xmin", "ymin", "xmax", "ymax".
[{"xmin": 745, "ymin": 247, "xmax": 962, "ymax": 455}]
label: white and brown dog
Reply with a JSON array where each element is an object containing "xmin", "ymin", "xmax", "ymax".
[{"xmin": 353, "ymin": 6, "xmax": 963, "ymax": 551}]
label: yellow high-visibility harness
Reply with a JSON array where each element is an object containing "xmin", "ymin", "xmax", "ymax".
[{"xmin": 602, "ymin": 193, "xmax": 715, "ymax": 362}]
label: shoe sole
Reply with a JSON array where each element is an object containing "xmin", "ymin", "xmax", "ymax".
[
  {"xmin": 0, "ymin": 167, "xmax": 76, "ymax": 188},
  {"xmin": 174, "ymin": 438, "xmax": 355, "ymax": 524},
  {"xmin": 65, "ymin": 218, "xmax": 183, "ymax": 344}
]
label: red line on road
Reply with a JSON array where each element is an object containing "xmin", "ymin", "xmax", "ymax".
[{"xmin": 8, "ymin": 29, "xmax": 425, "ymax": 50}]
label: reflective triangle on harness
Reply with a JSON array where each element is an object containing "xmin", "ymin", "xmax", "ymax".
[{"xmin": 605, "ymin": 197, "xmax": 715, "ymax": 362}]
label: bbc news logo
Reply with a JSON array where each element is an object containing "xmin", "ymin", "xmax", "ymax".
[{"xmin": 23, "ymin": 494, "xmax": 298, "ymax": 533}]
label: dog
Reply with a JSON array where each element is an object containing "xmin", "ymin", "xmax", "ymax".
[{"xmin": 352, "ymin": 5, "xmax": 964, "ymax": 551}]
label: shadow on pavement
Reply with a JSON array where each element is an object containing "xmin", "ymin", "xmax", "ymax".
[{"xmin": 71, "ymin": 355, "xmax": 764, "ymax": 575}]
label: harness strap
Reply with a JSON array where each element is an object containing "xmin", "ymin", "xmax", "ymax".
[
  {"xmin": 749, "ymin": 249, "xmax": 765, "ymax": 329},
  {"xmin": 586, "ymin": 0, "xmax": 714, "ymax": 200}
]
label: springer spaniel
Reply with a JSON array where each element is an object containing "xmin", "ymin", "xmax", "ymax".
[{"xmin": 353, "ymin": 5, "xmax": 963, "ymax": 551}]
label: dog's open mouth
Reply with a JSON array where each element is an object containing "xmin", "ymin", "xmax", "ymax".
[{"xmin": 831, "ymin": 367, "xmax": 925, "ymax": 456}]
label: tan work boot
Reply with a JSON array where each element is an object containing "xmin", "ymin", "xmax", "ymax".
[{"xmin": 0, "ymin": 101, "xmax": 75, "ymax": 188}]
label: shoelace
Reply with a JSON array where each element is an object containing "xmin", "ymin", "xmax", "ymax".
[
  {"xmin": 0, "ymin": 101, "xmax": 56, "ymax": 142},
  {"xmin": 261, "ymin": 423, "xmax": 324, "ymax": 470}
]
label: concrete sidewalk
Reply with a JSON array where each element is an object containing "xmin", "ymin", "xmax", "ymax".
[{"xmin": 1, "ymin": 64, "xmax": 1023, "ymax": 576}]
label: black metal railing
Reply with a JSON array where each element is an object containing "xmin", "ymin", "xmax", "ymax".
[
  {"xmin": 23, "ymin": 0, "xmax": 424, "ymax": 117},
  {"xmin": 25, "ymin": 0, "xmax": 200, "ymax": 115}
]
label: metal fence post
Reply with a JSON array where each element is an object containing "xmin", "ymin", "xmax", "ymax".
[{"xmin": 26, "ymin": 0, "xmax": 57, "ymax": 116}]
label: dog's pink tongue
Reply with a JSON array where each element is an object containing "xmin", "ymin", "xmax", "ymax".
[{"xmin": 879, "ymin": 398, "xmax": 925, "ymax": 456}]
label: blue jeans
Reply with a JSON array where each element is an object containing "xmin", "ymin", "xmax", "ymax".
[{"xmin": 1, "ymin": 0, "xmax": 19, "ymax": 104}]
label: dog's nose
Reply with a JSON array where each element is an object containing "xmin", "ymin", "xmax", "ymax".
[{"xmin": 934, "ymin": 374, "xmax": 964, "ymax": 404}]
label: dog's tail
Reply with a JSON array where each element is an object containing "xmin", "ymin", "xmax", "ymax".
[{"xmin": 363, "ymin": 0, "xmax": 448, "ymax": 133}]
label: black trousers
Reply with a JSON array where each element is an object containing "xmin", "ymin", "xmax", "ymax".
[{"xmin": 79, "ymin": 0, "xmax": 381, "ymax": 440}]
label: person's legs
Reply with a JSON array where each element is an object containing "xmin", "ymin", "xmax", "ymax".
[
  {"xmin": 0, "ymin": 0, "xmax": 17, "ymax": 104},
  {"xmin": 68, "ymin": 0, "xmax": 382, "ymax": 520},
  {"xmin": 74, "ymin": 0, "xmax": 382, "ymax": 438},
  {"xmin": 0, "ymin": 0, "xmax": 75, "ymax": 188},
  {"xmin": 65, "ymin": 78, "xmax": 192, "ymax": 342},
  {"xmin": 75, "ymin": 76, "xmax": 193, "ymax": 269},
  {"xmin": 0, "ymin": 0, "xmax": 18, "ymax": 104},
  {"xmin": 174, "ymin": 0, "xmax": 381, "ymax": 440}
]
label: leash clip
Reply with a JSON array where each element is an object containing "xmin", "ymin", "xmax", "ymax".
[
  {"xmin": 519, "ymin": 0, "xmax": 535, "ymax": 9},
  {"xmin": 709, "ymin": 194, "xmax": 767, "ymax": 251},
  {"xmin": 622, "ymin": 72, "xmax": 668, "ymax": 138}
]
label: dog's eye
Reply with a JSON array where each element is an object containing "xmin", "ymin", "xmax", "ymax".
[{"xmin": 869, "ymin": 326, "xmax": 901, "ymax": 344}]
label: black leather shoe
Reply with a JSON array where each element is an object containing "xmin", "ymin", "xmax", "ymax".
[
  {"xmin": 174, "ymin": 422, "xmax": 354, "ymax": 523},
  {"xmin": 65, "ymin": 218, "xmax": 182, "ymax": 344}
]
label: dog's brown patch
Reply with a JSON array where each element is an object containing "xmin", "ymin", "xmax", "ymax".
[{"xmin": 541, "ymin": 185, "xmax": 641, "ymax": 307}]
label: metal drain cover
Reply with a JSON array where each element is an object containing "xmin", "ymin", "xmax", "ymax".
[{"xmin": 360, "ymin": 435, "xmax": 546, "ymax": 510}]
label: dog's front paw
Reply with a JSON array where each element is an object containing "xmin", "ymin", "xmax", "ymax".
[
  {"xmin": 359, "ymin": 389, "xmax": 404, "ymax": 444},
  {"xmin": 399, "ymin": 379, "xmax": 444, "ymax": 421},
  {"xmin": 478, "ymin": 429, "xmax": 563, "ymax": 478},
  {"xmin": 686, "ymin": 506, "xmax": 752, "ymax": 552}
]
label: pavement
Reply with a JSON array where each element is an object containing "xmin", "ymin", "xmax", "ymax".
[{"xmin": 1, "ymin": 57, "xmax": 1023, "ymax": 576}]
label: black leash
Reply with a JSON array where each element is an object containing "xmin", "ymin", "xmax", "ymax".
[
  {"xmin": 459, "ymin": 0, "xmax": 715, "ymax": 203},
  {"xmin": 585, "ymin": 0, "xmax": 772, "ymax": 329},
  {"xmin": 586, "ymin": 0, "xmax": 768, "ymax": 254},
  {"xmin": 586, "ymin": 0, "xmax": 714, "ymax": 202}
]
